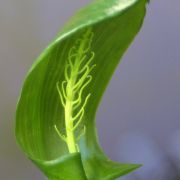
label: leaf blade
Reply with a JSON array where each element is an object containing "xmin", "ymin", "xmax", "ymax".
[{"xmin": 16, "ymin": 0, "xmax": 147, "ymax": 179}]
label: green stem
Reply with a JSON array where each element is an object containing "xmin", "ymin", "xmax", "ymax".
[{"xmin": 65, "ymin": 81, "xmax": 77, "ymax": 153}]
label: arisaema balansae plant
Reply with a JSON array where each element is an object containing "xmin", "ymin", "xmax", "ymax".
[{"xmin": 15, "ymin": 0, "xmax": 148, "ymax": 179}]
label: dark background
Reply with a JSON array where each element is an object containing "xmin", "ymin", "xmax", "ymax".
[{"xmin": 0, "ymin": 0, "xmax": 179, "ymax": 179}]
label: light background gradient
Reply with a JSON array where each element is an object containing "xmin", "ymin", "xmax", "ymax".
[{"xmin": 0, "ymin": 0, "xmax": 179, "ymax": 179}]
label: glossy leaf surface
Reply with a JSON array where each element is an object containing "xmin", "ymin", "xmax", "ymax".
[{"xmin": 16, "ymin": 0, "xmax": 147, "ymax": 179}]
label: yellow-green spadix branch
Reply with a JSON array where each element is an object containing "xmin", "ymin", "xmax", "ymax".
[{"xmin": 55, "ymin": 28, "xmax": 95, "ymax": 153}]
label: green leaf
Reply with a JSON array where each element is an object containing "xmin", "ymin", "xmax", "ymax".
[{"xmin": 16, "ymin": 0, "xmax": 147, "ymax": 179}]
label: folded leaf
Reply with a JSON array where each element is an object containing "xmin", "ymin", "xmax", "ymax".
[{"xmin": 16, "ymin": 0, "xmax": 147, "ymax": 179}]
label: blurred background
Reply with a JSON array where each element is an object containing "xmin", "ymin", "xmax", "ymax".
[{"xmin": 0, "ymin": 0, "xmax": 179, "ymax": 179}]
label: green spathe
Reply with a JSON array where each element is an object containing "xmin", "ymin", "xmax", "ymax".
[{"xmin": 16, "ymin": 0, "xmax": 147, "ymax": 179}]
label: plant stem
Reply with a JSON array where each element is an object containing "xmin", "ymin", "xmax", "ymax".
[{"xmin": 65, "ymin": 80, "xmax": 77, "ymax": 153}]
